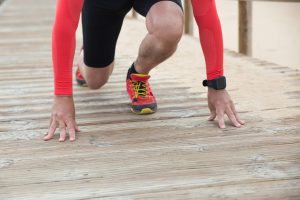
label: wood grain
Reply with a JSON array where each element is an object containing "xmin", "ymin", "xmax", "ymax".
[{"xmin": 0, "ymin": 0, "xmax": 299, "ymax": 199}]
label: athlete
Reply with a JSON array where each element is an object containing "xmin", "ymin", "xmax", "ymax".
[
  {"xmin": 45, "ymin": 0, "xmax": 184, "ymax": 142},
  {"xmin": 44, "ymin": 0, "xmax": 244, "ymax": 142}
]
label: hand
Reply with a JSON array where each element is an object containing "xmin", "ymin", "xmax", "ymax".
[
  {"xmin": 44, "ymin": 96, "xmax": 79, "ymax": 142},
  {"xmin": 207, "ymin": 88, "xmax": 245, "ymax": 129}
]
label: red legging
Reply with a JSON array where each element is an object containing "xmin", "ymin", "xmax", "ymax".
[{"xmin": 192, "ymin": 0, "xmax": 224, "ymax": 80}]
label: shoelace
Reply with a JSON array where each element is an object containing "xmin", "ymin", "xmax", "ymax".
[{"xmin": 132, "ymin": 80, "xmax": 148, "ymax": 99}]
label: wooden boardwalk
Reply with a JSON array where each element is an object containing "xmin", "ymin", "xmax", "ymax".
[{"xmin": 0, "ymin": 0, "xmax": 299, "ymax": 199}]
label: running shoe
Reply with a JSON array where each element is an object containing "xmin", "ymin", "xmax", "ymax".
[
  {"xmin": 76, "ymin": 66, "xmax": 87, "ymax": 87},
  {"xmin": 126, "ymin": 72, "xmax": 157, "ymax": 114}
]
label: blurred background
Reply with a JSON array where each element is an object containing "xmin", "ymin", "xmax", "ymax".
[
  {"xmin": 213, "ymin": 0, "xmax": 300, "ymax": 70},
  {"xmin": 1, "ymin": 0, "xmax": 298, "ymax": 69}
]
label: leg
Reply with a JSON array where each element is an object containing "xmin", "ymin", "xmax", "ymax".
[
  {"xmin": 125, "ymin": 1, "xmax": 183, "ymax": 115},
  {"xmin": 78, "ymin": 0, "xmax": 131, "ymax": 90},
  {"xmin": 78, "ymin": 50, "xmax": 113, "ymax": 90},
  {"xmin": 134, "ymin": 1, "xmax": 184, "ymax": 74}
]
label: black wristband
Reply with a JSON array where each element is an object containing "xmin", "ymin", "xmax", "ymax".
[{"xmin": 203, "ymin": 76, "xmax": 226, "ymax": 90}]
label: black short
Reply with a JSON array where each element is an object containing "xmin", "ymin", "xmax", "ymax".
[{"xmin": 82, "ymin": 0, "xmax": 182, "ymax": 68}]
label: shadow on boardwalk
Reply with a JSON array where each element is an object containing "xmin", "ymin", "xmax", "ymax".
[{"xmin": 0, "ymin": 0, "xmax": 299, "ymax": 199}]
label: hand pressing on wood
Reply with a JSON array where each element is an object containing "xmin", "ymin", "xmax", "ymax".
[
  {"xmin": 44, "ymin": 96, "xmax": 79, "ymax": 142},
  {"xmin": 207, "ymin": 88, "xmax": 245, "ymax": 128}
]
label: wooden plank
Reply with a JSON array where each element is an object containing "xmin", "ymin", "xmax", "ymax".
[
  {"xmin": 184, "ymin": 0, "xmax": 194, "ymax": 35},
  {"xmin": 0, "ymin": 0, "xmax": 299, "ymax": 199},
  {"xmin": 239, "ymin": 0, "xmax": 252, "ymax": 55},
  {"xmin": 131, "ymin": 10, "xmax": 137, "ymax": 19}
]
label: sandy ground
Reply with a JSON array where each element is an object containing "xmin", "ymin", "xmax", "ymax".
[{"xmin": 211, "ymin": 0, "xmax": 300, "ymax": 70}]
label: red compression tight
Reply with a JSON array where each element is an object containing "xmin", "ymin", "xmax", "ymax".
[
  {"xmin": 191, "ymin": 0, "xmax": 224, "ymax": 80},
  {"xmin": 52, "ymin": 0, "xmax": 83, "ymax": 95}
]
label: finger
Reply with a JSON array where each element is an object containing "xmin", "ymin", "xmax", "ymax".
[
  {"xmin": 58, "ymin": 121, "xmax": 67, "ymax": 142},
  {"xmin": 44, "ymin": 117, "xmax": 53, "ymax": 136},
  {"xmin": 44, "ymin": 120, "xmax": 57, "ymax": 141},
  {"xmin": 225, "ymin": 106, "xmax": 242, "ymax": 128},
  {"xmin": 66, "ymin": 120, "xmax": 76, "ymax": 142},
  {"xmin": 44, "ymin": 120, "xmax": 57, "ymax": 140},
  {"xmin": 208, "ymin": 112, "xmax": 217, "ymax": 121},
  {"xmin": 230, "ymin": 102, "xmax": 245, "ymax": 125},
  {"xmin": 75, "ymin": 123, "xmax": 80, "ymax": 132},
  {"xmin": 208, "ymin": 101, "xmax": 216, "ymax": 121},
  {"xmin": 238, "ymin": 119, "xmax": 246, "ymax": 125},
  {"xmin": 216, "ymin": 108, "xmax": 226, "ymax": 129}
]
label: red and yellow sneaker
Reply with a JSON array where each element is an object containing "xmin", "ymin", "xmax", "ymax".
[
  {"xmin": 75, "ymin": 66, "xmax": 87, "ymax": 87},
  {"xmin": 126, "ymin": 73, "xmax": 157, "ymax": 114}
]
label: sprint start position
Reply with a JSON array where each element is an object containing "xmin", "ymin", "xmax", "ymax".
[{"xmin": 45, "ymin": 0, "xmax": 244, "ymax": 142}]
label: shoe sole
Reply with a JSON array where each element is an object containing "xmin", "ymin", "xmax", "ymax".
[{"xmin": 131, "ymin": 107, "xmax": 156, "ymax": 115}]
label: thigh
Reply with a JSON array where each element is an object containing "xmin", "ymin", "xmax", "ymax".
[
  {"xmin": 133, "ymin": 0, "xmax": 183, "ymax": 17},
  {"xmin": 82, "ymin": 0, "xmax": 132, "ymax": 68}
]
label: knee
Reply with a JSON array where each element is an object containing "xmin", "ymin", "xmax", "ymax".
[
  {"xmin": 150, "ymin": 10, "xmax": 184, "ymax": 45},
  {"xmin": 87, "ymin": 78, "xmax": 108, "ymax": 90},
  {"xmin": 84, "ymin": 64, "xmax": 113, "ymax": 90},
  {"xmin": 155, "ymin": 19, "xmax": 183, "ymax": 45}
]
